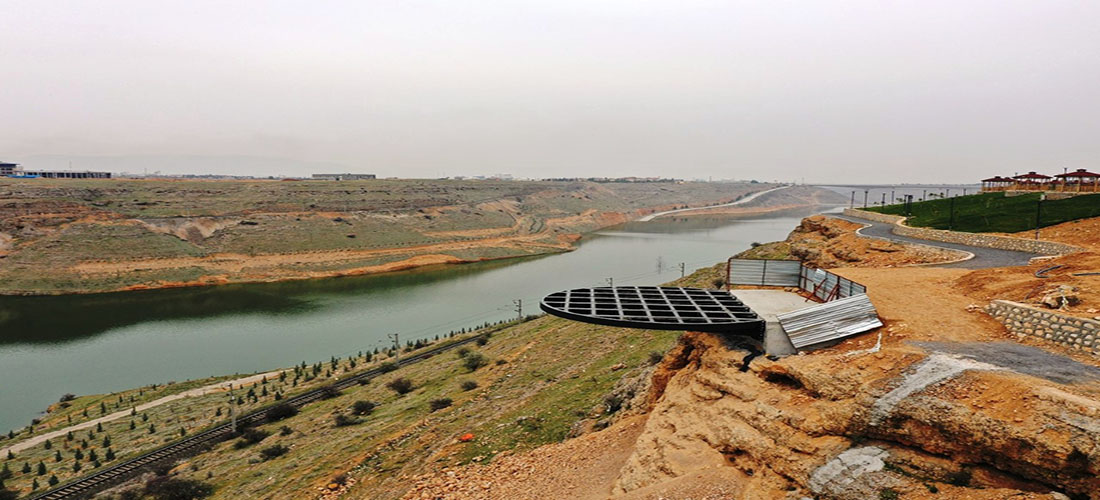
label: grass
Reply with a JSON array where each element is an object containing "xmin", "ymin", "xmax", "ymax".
[{"xmin": 867, "ymin": 192, "xmax": 1100, "ymax": 233}]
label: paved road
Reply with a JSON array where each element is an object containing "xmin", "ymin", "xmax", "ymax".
[
  {"xmin": 638, "ymin": 185, "xmax": 791, "ymax": 221},
  {"xmin": 829, "ymin": 214, "xmax": 1038, "ymax": 269}
]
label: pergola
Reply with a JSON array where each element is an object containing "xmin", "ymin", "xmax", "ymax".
[
  {"xmin": 1012, "ymin": 171, "xmax": 1052, "ymax": 191},
  {"xmin": 1053, "ymin": 168, "xmax": 1100, "ymax": 192},
  {"xmin": 980, "ymin": 175, "xmax": 1014, "ymax": 192}
]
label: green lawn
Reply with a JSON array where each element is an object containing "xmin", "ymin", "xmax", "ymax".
[{"xmin": 867, "ymin": 192, "xmax": 1100, "ymax": 233}]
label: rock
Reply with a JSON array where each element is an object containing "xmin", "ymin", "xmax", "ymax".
[
  {"xmin": 610, "ymin": 362, "xmax": 626, "ymax": 371},
  {"xmin": 1041, "ymin": 286, "xmax": 1080, "ymax": 309}
]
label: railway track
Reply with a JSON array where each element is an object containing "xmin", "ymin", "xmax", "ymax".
[{"xmin": 29, "ymin": 332, "xmax": 492, "ymax": 500}]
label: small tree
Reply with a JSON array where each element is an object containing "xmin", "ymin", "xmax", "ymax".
[
  {"xmin": 54, "ymin": 450, "xmax": 62, "ymax": 462},
  {"xmin": 460, "ymin": 380, "xmax": 478, "ymax": 391},
  {"xmin": 106, "ymin": 448, "xmax": 116, "ymax": 461},
  {"xmin": 96, "ymin": 422, "xmax": 103, "ymax": 433},
  {"xmin": 333, "ymin": 414, "xmax": 359, "ymax": 427},
  {"xmin": 148, "ymin": 424, "xmax": 156, "ymax": 434},
  {"xmin": 429, "ymin": 398, "xmax": 452, "ymax": 412},
  {"xmin": 103, "ymin": 435, "xmax": 111, "ymax": 448},
  {"xmin": 44, "ymin": 439, "xmax": 52, "ymax": 450},
  {"xmin": 48, "ymin": 474, "xmax": 59, "ymax": 486},
  {"xmin": 386, "ymin": 378, "xmax": 414, "ymax": 395},
  {"xmin": 21, "ymin": 462, "xmax": 30, "ymax": 474},
  {"xmin": 36, "ymin": 461, "xmax": 46, "ymax": 476}
]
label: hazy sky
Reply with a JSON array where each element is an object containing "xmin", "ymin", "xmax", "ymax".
[{"xmin": 2, "ymin": 1, "xmax": 1098, "ymax": 181}]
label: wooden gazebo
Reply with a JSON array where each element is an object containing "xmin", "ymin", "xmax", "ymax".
[
  {"xmin": 1053, "ymin": 168, "xmax": 1100, "ymax": 193},
  {"xmin": 980, "ymin": 176, "xmax": 1014, "ymax": 192},
  {"xmin": 1012, "ymin": 171, "xmax": 1052, "ymax": 191}
]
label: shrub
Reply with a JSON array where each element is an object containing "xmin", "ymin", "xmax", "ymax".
[
  {"xmin": 494, "ymin": 359, "xmax": 507, "ymax": 366},
  {"xmin": 319, "ymin": 385, "xmax": 342, "ymax": 400},
  {"xmin": 386, "ymin": 378, "xmax": 414, "ymax": 395},
  {"xmin": 460, "ymin": 380, "xmax": 478, "ymax": 391},
  {"xmin": 351, "ymin": 401, "xmax": 376, "ymax": 416},
  {"xmin": 265, "ymin": 403, "xmax": 299, "ymax": 422},
  {"xmin": 259, "ymin": 444, "xmax": 289, "ymax": 461},
  {"xmin": 144, "ymin": 477, "xmax": 214, "ymax": 500},
  {"xmin": 331, "ymin": 473, "xmax": 348, "ymax": 486},
  {"xmin": 947, "ymin": 468, "xmax": 972, "ymax": 487},
  {"xmin": 462, "ymin": 353, "xmax": 488, "ymax": 372},
  {"xmin": 59, "ymin": 394, "xmax": 76, "ymax": 403},
  {"xmin": 647, "ymin": 351, "xmax": 664, "ymax": 365},
  {"xmin": 233, "ymin": 428, "xmax": 270, "ymax": 449},
  {"xmin": 429, "ymin": 398, "xmax": 453, "ymax": 412},
  {"xmin": 378, "ymin": 362, "xmax": 398, "ymax": 373},
  {"xmin": 333, "ymin": 414, "xmax": 360, "ymax": 427},
  {"xmin": 878, "ymin": 488, "xmax": 899, "ymax": 500},
  {"xmin": 475, "ymin": 336, "xmax": 488, "ymax": 346},
  {"xmin": 279, "ymin": 426, "xmax": 293, "ymax": 436}
]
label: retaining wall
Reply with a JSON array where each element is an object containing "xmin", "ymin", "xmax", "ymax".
[
  {"xmin": 986, "ymin": 300, "xmax": 1098, "ymax": 355},
  {"xmin": 842, "ymin": 208, "xmax": 1081, "ymax": 256}
]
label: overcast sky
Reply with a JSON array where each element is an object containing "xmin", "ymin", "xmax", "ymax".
[{"xmin": 2, "ymin": 1, "xmax": 1098, "ymax": 182}]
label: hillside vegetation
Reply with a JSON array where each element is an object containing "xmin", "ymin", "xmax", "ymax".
[
  {"xmin": 868, "ymin": 191, "xmax": 1100, "ymax": 232},
  {"xmin": 0, "ymin": 178, "xmax": 774, "ymax": 294}
]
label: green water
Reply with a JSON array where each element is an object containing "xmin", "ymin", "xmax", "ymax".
[{"xmin": 0, "ymin": 208, "xmax": 826, "ymax": 432}]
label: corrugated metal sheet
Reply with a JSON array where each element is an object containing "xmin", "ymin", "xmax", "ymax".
[
  {"xmin": 728, "ymin": 259, "xmax": 801, "ymax": 287},
  {"xmin": 777, "ymin": 294, "xmax": 882, "ymax": 349}
]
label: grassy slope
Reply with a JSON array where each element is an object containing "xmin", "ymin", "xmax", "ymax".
[
  {"xmin": 0, "ymin": 264, "xmax": 728, "ymax": 499},
  {"xmin": 867, "ymin": 192, "xmax": 1100, "ymax": 232}
]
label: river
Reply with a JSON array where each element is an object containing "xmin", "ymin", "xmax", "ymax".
[{"xmin": 0, "ymin": 206, "xmax": 832, "ymax": 432}]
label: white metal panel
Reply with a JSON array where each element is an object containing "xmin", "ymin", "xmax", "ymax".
[{"xmin": 777, "ymin": 294, "xmax": 882, "ymax": 349}]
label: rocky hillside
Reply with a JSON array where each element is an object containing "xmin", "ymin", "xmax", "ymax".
[{"xmin": 737, "ymin": 215, "xmax": 968, "ymax": 267}]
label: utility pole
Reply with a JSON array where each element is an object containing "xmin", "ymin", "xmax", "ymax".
[
  {"xmin": 850, "ymin": 191, "xmax": 855, "ymax": 209},
  {"xmin": 388, "ymin": 333, "xmax": 400, "ymax": 363},
  {"xmin": 880, "ymin": 193, "xmax": 886, "ymax": 206},
  {"xmin": 680, "ymin": 262, "xmax": 685, "ymax": 278},
  {"xmin": 890, "ymin": 189, "xmax": 895, "ymax": 204},
  {"xmin": 922, "ymin": 189, "xmax": 927, "ymax": 201},
  {"xmin": 513, "ymin": 299, "xmax": 523, "ymax": 321},
  {"xmin": 863, "ymin": 190, "xmax": 868, "ymax": 209},
  {"xmin": 227, "ymin": 386, "xmax": 237, "ymax": 434}
]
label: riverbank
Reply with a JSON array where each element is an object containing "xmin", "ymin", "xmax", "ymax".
[
  {"xmin": 0, "ymin": 179, "xmax": 775, "ymax": 295},
  {"xmin": 0, "ymin": 181, "xmax": 846, "ymax": 295}
]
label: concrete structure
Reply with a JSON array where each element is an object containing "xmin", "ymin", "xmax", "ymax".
[
  {"xmin": 733, "ymin": 289, "xmax": 809, "ymax": 355},
  {"xmin": 20, "ymin": 169, "xmax": 111, "ymax": 179},
  {"xmin": 843, "ymin": 208, "xmax": 1081, "ymax": 256},
  {"xmin": 1, "ymin": 161, "xmax": 111, "ymax": 179},
  {"xmin": 981, "ymin": 169, "xmax": 1100, "ymax": 193},
  {"xmin": 311, "ymin": 173, "xmax": 376, "ymax": 180},
  {"xmin": 986, "ymin": 300, "xmax": 1098, "ymax": 355}
]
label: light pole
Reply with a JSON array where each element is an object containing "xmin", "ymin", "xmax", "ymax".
[
  {"xmin": 863, "ymin": 190, "xmax": 868, "ymax": 209},
  {"xmin": 1035, "ymin": 194, "xmax": 1045, "ymax": 240}
]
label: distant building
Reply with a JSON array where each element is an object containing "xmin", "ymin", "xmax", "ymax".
[
  {"xmin": 1, "ymin": 161, "xmax": 111, "ymax": 179},
  {"xmin": 311, "ymin": 173, "xmax": 376, "ymax": 181}
]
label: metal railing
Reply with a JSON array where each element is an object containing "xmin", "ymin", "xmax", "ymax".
[{"xmin": 726, "ymin": 258, "xmax": 867, "ymax": 303}]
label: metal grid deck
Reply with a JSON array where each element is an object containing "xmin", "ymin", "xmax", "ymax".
[{"xmin": 540, "ymin": 286, "xmax": 765, "ymax": 337}]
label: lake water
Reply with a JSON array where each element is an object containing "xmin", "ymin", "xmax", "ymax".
[{"xmin": 0, "ymin": 206, "xmax": 832, "ymax": 432}]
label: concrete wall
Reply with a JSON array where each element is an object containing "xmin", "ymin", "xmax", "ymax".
[
  {"xmin": 842, "ymin": 208, "xmax": 1081, "ymax": 256},
  {"xmin": 986, "ymin": 300, "xmax": 1098, "ymax": 355}
]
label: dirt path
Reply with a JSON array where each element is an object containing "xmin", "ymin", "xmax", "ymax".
[
  {"xmin": 0, "ymin": 370, "xmax": 283, "ymax": 457},
  {"xmin": 637, "ymin": 186, "xmax": 790, "ymax": 221}
]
